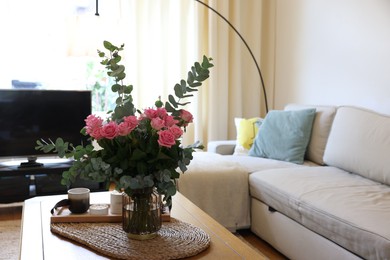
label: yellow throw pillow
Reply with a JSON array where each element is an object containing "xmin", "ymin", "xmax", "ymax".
[{"xmin": 234, "ymin": 117, "xmax": 262, "ymax": 155}]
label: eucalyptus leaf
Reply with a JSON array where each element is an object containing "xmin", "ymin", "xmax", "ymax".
[
  {"xmin": 196, "ymin": 74, "xmax": 209, "ymax": 82},
  {"xmin": 113, "ymin": 55, "xmax": 121, "ymax": 64},
  {"xmin": 116, "ymin": 96, "xmax": 123, "ymax": 105},
  {"xmin": 187, "ymin": 71, "xmax": 194, "ymax": 84},
  {"xmin": 164, "ymin": 102, "xmax": 176, "ymax": 112},
  {"xmin": 202, "ymin": 55, "xmax": 214, "ymax": 68},
  {"xmin": 168, "ymin": 95, "xmax": 178, "ymax": 108},
  {"xmin": 34, "ymin": 40, "xmax": 213, "ymax": 203},
  {"xmin": 111, "ymin": 65, "xmax": 125, "ymax": 77},
  {"xmin": 180, "ymin": 80, "xmax": 187, "ymax": 93},
  {"xmin": 117, "ymin": 72, "xmax": 126, "ymax": 81},
  {"xmin": 103, "ymin": 40, "xmax": 114, "ymax": 50},
  {"xmin": 174, "ymin": 84, "xmax": 184, "ymax": 98},
  {"xmin": 111, "ymin": 84, "xmax": 120, "ymax": 92}
]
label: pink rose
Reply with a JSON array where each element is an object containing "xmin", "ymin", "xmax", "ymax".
[
  {"xmin": 90, "ymin": 128, "xmax": 103, "ymax": 140},
  {"xmin": 117, "ymin": 123, "xmax": 128, "ymax": 136},
  {"xmin": 117, "ymin": 116, "xmax": 139, "ymax": 136},
  {"xmin": 156, "ymin": 107, "xmax": 168, "ymax": 118},
  {"xmin": 151, "ymin": 117, "xmax": 165, "ymax": 130},
  {"xmin": 143, "ymin": 108, "xmax": 157, "ymax": 119},
  {"xmin": 157, "ymin": 130, "xmax": 176, "ymax": 148},
  {"xmin": 84, "ymin": 115, "xmax": 103, "ymax": 136},
  {"xmin": 180, "ymin": 109, "xmax": 193, "ymax": 124},
  {"xmin": 123, "ymin": 116, "xmax": 138, "ymax": 129},
  {"xmin": 117, "ymin": 123, "xmax": 133, "ymax": 136},
  {"xmin": 100, "ymin": 122, "xmax": 118, "ymax": 139},
  {"xmin": 164, "ymin": 115, "xmax": 179, "ymax": 127},
  {"xmin": 169, "ymin": 125, "xmax": 183, "ymax": 139}
]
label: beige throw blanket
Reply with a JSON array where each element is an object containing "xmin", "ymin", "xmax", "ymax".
[{"xmin": 177, "ymin": 152, "xmax": 250, "ymax": 231}]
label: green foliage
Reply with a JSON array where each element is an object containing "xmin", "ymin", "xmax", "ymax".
[
  {"xmin": 165, "ymin": 55, "xmax": 213, "ymax": 116},
  {"xmin": 98, "ymin": 41, "xmax": 136, "ymax": 120},
  {"xmin": 86, "ymin": 61, "xmax": 116, "ymax": 113},
  {"xmin": 35, "ymin": 40, "xmax": 213, "ymax": 206}
]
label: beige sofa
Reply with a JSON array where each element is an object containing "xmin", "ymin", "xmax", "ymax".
[{"xmin": 177, "ymin": 104, "xmax": 390, "ymax": 260}]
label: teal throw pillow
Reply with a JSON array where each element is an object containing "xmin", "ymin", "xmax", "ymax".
[{"xmin": 248, "ymin": 108, "xmax": 316, "ymax": 164}]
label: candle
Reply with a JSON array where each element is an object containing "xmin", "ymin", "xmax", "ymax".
[{"xmin": 110, "ymin": 190, "xmax": 123, "ymax": 214}]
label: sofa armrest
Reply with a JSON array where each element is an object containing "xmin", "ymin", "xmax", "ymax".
[{"xmin": 207, "ymin": 140, "xmax": 236, "ymax": 155}]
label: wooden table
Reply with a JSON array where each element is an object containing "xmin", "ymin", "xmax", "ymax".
[{"xmin": 20, "ymin": 191, "xmax": 266, "ymax": 259}]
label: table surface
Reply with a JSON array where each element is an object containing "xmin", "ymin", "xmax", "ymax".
[{"xmin": 20, "ymin": 191, "xmax": 266, "ymax": 259}]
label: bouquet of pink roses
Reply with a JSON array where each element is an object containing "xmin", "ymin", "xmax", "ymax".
[
  {"xmin": 36, "ymin": 41, "xmax": 213, "ymax": 206},
  {"xmin": 85, "ymin": 107, "xmax": 192, "ymax": 147}
]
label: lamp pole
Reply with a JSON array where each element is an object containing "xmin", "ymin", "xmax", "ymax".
[
  {"xmin": 195, "ymin": 0, "xmax": 269, "ymax": 113},
  {"xmin": 95, "ymin": 0, "xmax": 99, "ymax": 16}
]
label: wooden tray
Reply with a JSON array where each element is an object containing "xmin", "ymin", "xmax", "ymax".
[{"xmin": 51, "ymin": 205, "xmax": 171, "ymax": 223}]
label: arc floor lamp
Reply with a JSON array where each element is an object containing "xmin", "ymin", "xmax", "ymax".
[{"xmin": 94, "ymin": 0, "xmax": 269, "ymax": 113}]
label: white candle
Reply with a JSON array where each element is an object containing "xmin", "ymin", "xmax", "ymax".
[
  {"xmin": 110, "ymin": 190, "xmax": 123, "ymax": 214},
  {"xmin": 89, "ymin": 204, "xmax": 109, "ymax": 215}
]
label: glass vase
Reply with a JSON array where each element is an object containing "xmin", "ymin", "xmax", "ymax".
[{"xmin": 122, "ymin": 187, "xmax": 162, "ymax": 240}]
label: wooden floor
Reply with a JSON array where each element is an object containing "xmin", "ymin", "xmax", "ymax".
[
  {"xmin": 0, "ymin": 203, "xmax": 287, "ymax": 260},
  {"xmin": 236, "ymin": 229, "xmax": 287, "ymax": 260},
  {"xmin": 0, "ymin": 203, "xmax": 23, "ymax": 221}
]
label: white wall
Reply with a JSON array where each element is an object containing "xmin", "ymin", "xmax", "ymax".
[{"xmin": 273, "ymin": 0, "xmax": 390, "ymax": 114}]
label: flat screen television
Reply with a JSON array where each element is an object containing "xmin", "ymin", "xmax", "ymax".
[{"xmin": 0, "ymin": 89, "xmax": 91, "ymax": 167}]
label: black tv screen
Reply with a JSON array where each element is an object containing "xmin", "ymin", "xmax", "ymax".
[{"xmin": 0, "ymin": 89, "xmax": 91, "ymax": 160}]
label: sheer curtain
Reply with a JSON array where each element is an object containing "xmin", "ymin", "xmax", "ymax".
[
  {"xmin": 67, "ymin": 0, "xmax": 198, "ymax": 109},
  {"xmin": 0, "ymin": 0, "xmax": 270, "ymax": 148},
  {"xmin": 194, "ymin": 0, "xmax": 269, "ymax": 147},
  {"xmin": 68, "ymin": 0, "xmax": 270, "ymax": 147},
  {"xmin": 66, "ymin": 0, "xmax": 201, "ymax": 145}
]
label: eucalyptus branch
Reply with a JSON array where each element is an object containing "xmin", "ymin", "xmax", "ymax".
[
  {"xmin": 165, "ymin": 56, "xmax": 213, "ymax": 117},
  {"xmin": 98, "ymin": 41, "xmax": 135, "ymax": 120},
  {"xmin": 34, "ymin": 40, "xmax": 213, "ymax": 205}
]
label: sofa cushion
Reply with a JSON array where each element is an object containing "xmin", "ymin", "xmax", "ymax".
[
  {"xmin": 284, "ymin": 104, "xmax": 337, "ymax": 165},
  {"xmin": 249, "ymin": 166, "xmax": 390, "ymax": 259},
  {"xmin": 324, "ymin": 106, "xmax": 390, "ymax": 185},
  {"xmin": 223, "ymin": 154, "xmax": 308, "ymax": 173},
  {"xmin": 249, "ymin": 108, "xmax": 316, "ymax": 164},
  {"xmin": 233, "ymin": 117, "xmax": 262, "ymax": 155},
  {"xmin": 207, "ymin": 140, "xmax": 236, "ymax": 155}
]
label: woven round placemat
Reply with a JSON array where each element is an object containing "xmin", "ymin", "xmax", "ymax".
[{"xmin": 51, "ymin": 218, "xmax": 210, "ymax": 260}]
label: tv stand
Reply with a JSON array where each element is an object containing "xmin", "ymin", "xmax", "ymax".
[
  {"xmin": 0, "ymin": 160, "xmax": 107, "ymax": 203},
  {"xmin": 18, "ymin": 156, "xmax": 44, "ymax": 168}
]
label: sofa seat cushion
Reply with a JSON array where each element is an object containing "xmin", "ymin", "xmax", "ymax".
[
  {"xmin": 249, "ymin": 167, "xmax": 390, "ymax": 259},
  {"xmin": 223, "ymin": 154, "xmax": 310, "ymax": 173}
]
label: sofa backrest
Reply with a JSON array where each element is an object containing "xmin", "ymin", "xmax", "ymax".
[
  {"xmin": 285, "ymin": 104, "xmax": 337, "ymax": 165},
  {"xmin": 324, "ymin": 106, "xmax": 390, "ymax": 185}
]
